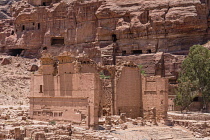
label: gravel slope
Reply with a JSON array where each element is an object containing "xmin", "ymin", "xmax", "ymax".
[{"xmin": 0, "ymin": 54, "xmax": 39, "ymax": 106}]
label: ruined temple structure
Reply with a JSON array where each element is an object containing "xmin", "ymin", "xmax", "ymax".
[
  {"xmin": 30, "ymin": 52, "xmax": 168, "ymax": 127},
  {"xmin": 30, "ymin": 52, "xmax": 101, "ymax": 127}
]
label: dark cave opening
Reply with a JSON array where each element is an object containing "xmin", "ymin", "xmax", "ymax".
[
  {"xmin": 132, "ymin": 50, "xmax": 142, "ymax": 55},
  {"xmin": 8, "ymin": 49, "xmax": 25, "ymax": 56},
  {"xmin": 51, "ymin": 37, "xmax": 65, "ymax": 46}
]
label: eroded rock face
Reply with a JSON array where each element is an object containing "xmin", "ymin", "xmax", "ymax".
[
  {"xmin": 0, "ymin": 0, "xmax": 209, "ymax": 58},
  {"xmin": 0, "ymin": 0, "xmax": 20, "ymax": 49},
  {"xmin": 0, "ymin": 0, "xmax": 20, "ymax": 19}
]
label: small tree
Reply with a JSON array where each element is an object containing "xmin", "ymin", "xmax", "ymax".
[
  {"xmin": 174, "ymin": 77, "xmax": 194, "ymax": 112},
  {"xmin": 138, "ymin": 64, "xmax": 146, "ymax": 75},
  {"xmin": 175, "ymin": 45, "xmax": 210, "ymax": 112}
]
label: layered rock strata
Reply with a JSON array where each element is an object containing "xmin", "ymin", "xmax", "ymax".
[{"xmin": 0, "ymin": 0, "xmax": 209, "ymax": 58}]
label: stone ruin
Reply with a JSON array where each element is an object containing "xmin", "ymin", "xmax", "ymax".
[
  {"xmin": 30, "ymin": 52, "xmax": 100, "ymax": 128},
  {"xmin": 0, "ymin": 0, "xmax": 205, "ymax": 112},
  {"xmin": 30, "ymin": 51, "xmax": 168, "ymax": 128}
]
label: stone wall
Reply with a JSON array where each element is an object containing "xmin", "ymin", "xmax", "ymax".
[
  {"xmin": 114, "ymin": 64, "xmax": 168, "ymax": 119},
  {"xmin": 115, "ymin": 66, "xmax": 142, "ymax": 118},
  {"xmin": 117, "ymin": 53, "xmax": 185, "ymax": 78},
  {"xmin": 30, "ymin": 52, "xmax": 169, "ymax": 124},
  {"xmin": 142, "ymin": 76, "xmax": 168, "ymax": 119},
  {"xmin": 30, "ymin": 54, "xmax": 101, "ymax": 127}
]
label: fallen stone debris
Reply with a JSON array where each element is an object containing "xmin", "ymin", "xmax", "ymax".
[
  {"xmin": 168, "ymin": 112, "xmax": 210, "ymax": 138},
  {"xmin": 1, "ymin": 57, "xmax": 11, "ymax": 65},
  {"xmin": 0, "ymin": 106, "xmax": 203, "ymax": 140}
]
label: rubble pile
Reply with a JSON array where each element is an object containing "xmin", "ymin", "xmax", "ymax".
[
  {"xmin": 168, "ymin": 112, "xmax": 210, "ymax": 121},
  {"xmin": 0, "ymin": 105, "xmax": 120, "ymax": 140},
  {"xmin": 0, "ymin": 55, "xmax": 39, "ymax": 106},
  {"xmin": 0, "ymin": 104, "xmax": 205, "ymax": 140},
  {"xmin": 169, "ymin": 112, "xmax": 210, "ymax": 138},
  {"xmin": 98, "ymin": 115, "xmax": 197, "ymax": 140}
]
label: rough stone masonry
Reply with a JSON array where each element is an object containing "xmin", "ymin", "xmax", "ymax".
[{"xmin": 30, "ymin": 51, "xmax": 168, "ymax": 127}]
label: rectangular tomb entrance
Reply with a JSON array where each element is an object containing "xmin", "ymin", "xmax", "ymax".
[
  {"xmin": 51, "ymin": 37, "xmax": 64, "ymax": 46},
  {"xmin": 8, "ymin": 49, "xmax": 25, "ymax": 56}
]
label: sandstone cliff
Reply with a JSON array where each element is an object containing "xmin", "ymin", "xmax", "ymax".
[
  {"xmin": 0, "ymin": 0, "xmax": 209, "ymax": 58},
  {"xmin": 0, "ymin": 0, "xmax": 20, "ymax": 19}
]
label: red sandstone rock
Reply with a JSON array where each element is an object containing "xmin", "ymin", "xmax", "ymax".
[
  {"xmin": 0, "ymin": 0, "xmax": 208, "ymax": 58},
  {"xmin": 1, "ymin": 57, "xmax": 11, "ymax": 65}
]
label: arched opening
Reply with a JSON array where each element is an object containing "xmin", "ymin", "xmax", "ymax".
[
  {"xmin": 43, "ymin": 47, "xmax": 47, "ymax": 50},
  {"xmin": 112, "ymin": 34, "xmax": 117, "ymax": 42},
  {"xmin": 193, "ymin": 96, "xmax": 199, "ymax": 102},
  {"xmin": 42, "ymin": 2, "xmax": 46, "ymax": 6},
  {"xmin": 11, "ymin": 30, "xmax": 14, "ymax": 35},
  {"xmin": 8, "ymin": 49, "xmax": 25, "ymax": 56},
  {"xmin": 147, "ymin": 49, "xmax": 152, "ymax": 54},
  {"xmin": 38, "ymin": 23, "xmax": 40, "ymax": 30},
  {"xmin": 22, "ymin": 25, "xmax": 25, "ymax": 31},
  {"xmin": 139, "ymin": 11, "xmax": 149, "ymax": 24}
]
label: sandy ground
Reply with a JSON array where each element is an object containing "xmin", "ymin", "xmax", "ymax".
[{"xmin": 111, "ymin": 125, "xmax": 198, "ymax": 140}]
